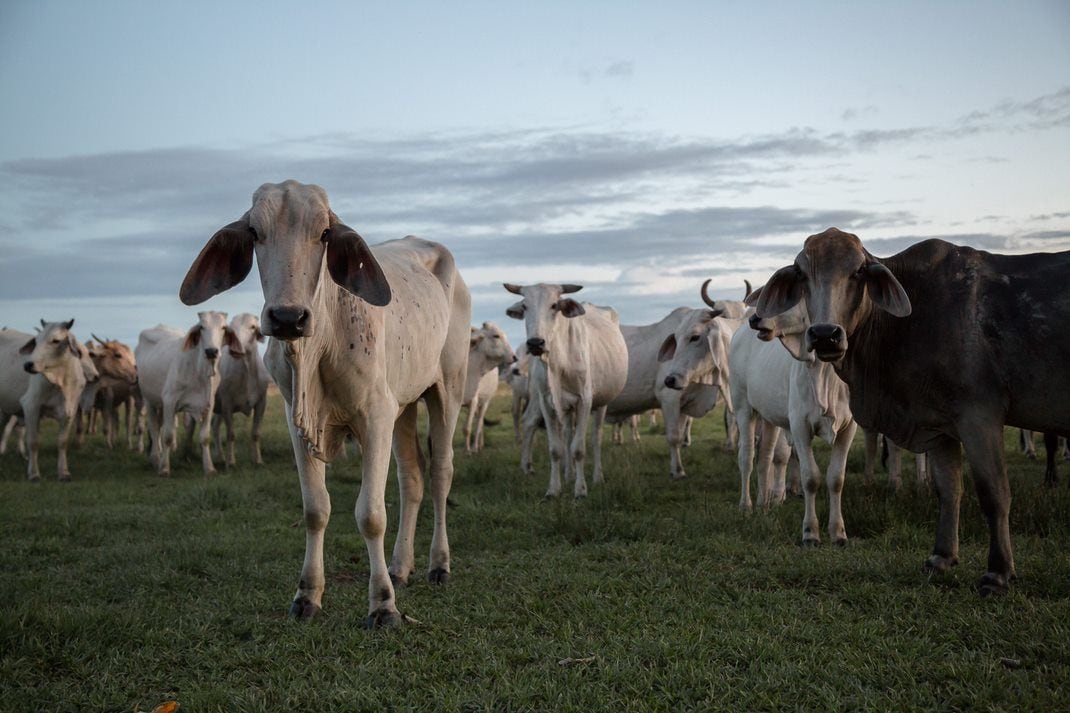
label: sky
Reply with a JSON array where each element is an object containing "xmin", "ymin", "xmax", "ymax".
[{"xmin": 1, "ymin": 0, "xmax": 1068, "ymax": 348}]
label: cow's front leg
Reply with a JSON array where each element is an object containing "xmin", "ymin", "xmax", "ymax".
[
  {"xmin": 590, "ymin": 405, "xmax": 607, "ymax": 485},
  {"xmin": 199, "ymin": 411, "xmax": 216, "ymax": 476},
  {"xmin": 211, "ymin": 414, "xmax": 224, "ymax": 462},
  {"xmin": 542, "ymin": 402, "xmax": 566, "ymax": 498},
  {"xmin": 754, "ymin": 421, "xmax": 781, "ymax": 510},
  {"xmin": 389, "ymin": 403, "xmax": 423, "ymax": 587},
  {"xmin": 571, "ymin": 401, "xmax": 592, "ymax": 498},
  {"xmin": 793, "ymin": 430, "xmax": 821, "ymax": 546},
  {"xmin": 961, "ymin": 426, "xmax": 1014, "ymax": 595},
  {"xmin": 356, "ymin": 413, "xmax": 403, "ymax": 627},
  {"xmin": 520, "ymin": 399, "xmax": 538, "ymax": 475},
  {"xmin": 923, "ymin": 436, "xmax": 963, "ymax": 576},
  {"xmin": 826, "ymin": 422, "xmax": 857, "ymax": 546},
  {"xmin": 463, "ymin": 403, "xmax": 477, "ymax": 454},
  {"xmin": 251, "ymin": 396, "xmax": 266, "ymax": 465},
  {"xmin": 23, "ymin": 406, "xmax": 41, "ymax": 481},
  {"xmin": 285, "ymin": 408, "xmax": 330, "ymax": 620},
  {"xmin": 55, "ymin": 409, "xmax": 75, "ymax": 481},
  {"xmin": 426, "ymin": 381, "xmax": 462, "ymax": 586},
  {"xmin": 224, "ymin": 412, "xmax": 236, "ymax": 467},
  {"xmin": 735, "ymin": 409, "xmax": 757, "ymax": 511},
  {"xmin": 158, "ymin": 404, "xmax": 176, "ymax": 476},
  {"xmin": 886, "ymin": 439, "xmax": 904, "ymax": 489},
  {"xmin": 862, "ymin": 429, "xmax": 878, "ymax": 483}
]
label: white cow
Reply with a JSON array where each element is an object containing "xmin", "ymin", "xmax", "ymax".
[
  {"xmin": 136, "ymin": 312, "xmax": 241, "ymax": 477},
  {"xmin": 180, "ymin": 180, "xmax": 470, "ymax": 628},
  {"xmin": 730, "ymin": 297, "xmax": 857, "ymax": 545},
  {"xmin": 211, "ymin": 313, "xmax": 271, "ymax": 467},
  {"xmin": 504, "ymin": 344, "xmax": 532, "ymax": 445},
  {"xmin": 462, "ymin": 322, "xmax": 515, "ymax": 453},
  {"xmin": 0, "ymin": 321, "xmax": 97, "ymax": 480},
  {"xmin": 504, "ymin": 283, "xmax": 628, "ymax": 498}
]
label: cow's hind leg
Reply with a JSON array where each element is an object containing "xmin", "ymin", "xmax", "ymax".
[
  {"xmin": 923, "ymin": 436, "xmax": 963, "ymax": 576},
  {"xmin": 962, "ymin": 425, "xmax": 1015, "ymax": 595},
  {"xmin": 389, "ymin": 402, "xmax": 423, "ymax": 587},
  {"xmin": 590, "ymin": 405, "xmax": 607, "ymax": 485},
  {"xmin": 1043, "ymin": 432, "xmax": 1058, "ymax": 487},
  {"xmin": 736, "ymin": 409, "xmax": 757, "ymax": 511}
]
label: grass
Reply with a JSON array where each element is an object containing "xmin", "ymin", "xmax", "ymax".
[{"xmin": 2, "ymin": 389, "xmax": 1069, "ymax": 711}]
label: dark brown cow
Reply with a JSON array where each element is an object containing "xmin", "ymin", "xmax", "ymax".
[{"xmin": 756, "ymin": 227, "xmax": 1070, "ymax": 595}]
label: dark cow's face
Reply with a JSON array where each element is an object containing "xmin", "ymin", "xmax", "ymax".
[
  {"xmin": 755, "ymin": 228, "xmax": 911, "ymax": 362},
  {"xmin": 503, "ymin": 283, "xmax": 584, "ymax": 358},
  {"xmin": 180, "ymin": 180, "xmax": 392, "ymax": 342}
]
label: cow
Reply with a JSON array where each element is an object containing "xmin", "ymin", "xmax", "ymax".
[
  {"xmin": 755, "ymin": 227, "xmax": 1070, "ymax": 594},
  {"xmin": 0, "ymin": 321, "xmax": 98, "ymax": 481},
  {"xmin": 211, "ymin": 313, "xmax": 271, "ymax": 467},
  {"xmin": 180, "ymin": 180, "xmax": 470, "ymax": 627},
  {"xmin": 78, "ymin": 336, "xmax": 139, "ymax": 449},
  {"xmin": 462, "ymin": 322, "xmax": 515, "ymax": 453},
  {"xmin": 863, "ymin": 430, "xmax": 929, "ymax": 487},
  {"xmin": 504, "ymin": 283, "xmax": 628, "ymax": 498},
  {"xmin": 609, "ymin": 414, "xmax": 642, "ymax": 444},
  {"xmin": 136, "ymin": 312, "xmax": 241, "ymax": 477},
  {"xmin": 730, "ymin": 296, "xmax": 857, "ymax": 545},
  {"xmin": 504, "ymin": 344, "xmax": 532, "ymax": 445}
]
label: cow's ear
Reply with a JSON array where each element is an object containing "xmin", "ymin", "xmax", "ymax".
[
  {"xmin": 470, "ymin": 333, "xmax": 483, "ymax": 349},
  {"xmin": 183, "ymin": 325, "xmax": 202, "ymax": 351},
  {"xmin": 778, "ymin": 332, "xmax": 814, "ymax": 362},
  {"xmin": 556, "ymin": 298, "xmax": 585, "ymax": 318},
  {"xmin": 324, "ymin": 220, "xmax": 391, "ymax": 306},
  {"xmin": 755, "ymin": 266, "xmax": 804, "ymax": 318},
  {"xmin": 253, "ymin": 325, "xmax": 265, "ymax": 343},
  {"xmin": 865, "ymin": 262, "xmax": 911, "ymax": 317},
  {"xmin": 657, "ymin": 334, "xmax": 677, "ymax": 362},
  {"xmin": 19, "ymin": 338, "xmax": 36, "ymax": 355},
  {"xmin": 66, "ymin": 334, "xmax": 79, "ymax": 355},
  {"xmin": 743, "ymin": 284, "xmax": 764, "ymax": 307},
  {"xmin": 506, "ymin": 301, "xmax": 525, "ymax": 320},
  {"xmin": 181, "ymin": 215, "xmax": 255, "ymax": 305},
  {"xmin": 224, "ymin": 328, "xmax": 244, "ymax": 358}
]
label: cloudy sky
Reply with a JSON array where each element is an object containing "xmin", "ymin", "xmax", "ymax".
[{"xmin": 1, "ymin": 1, "xmax": 1068, "ymax": 347}]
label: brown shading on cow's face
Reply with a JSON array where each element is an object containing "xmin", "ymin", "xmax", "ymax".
[{"xmin": 755, "ymin": 228, "xmax": 911, "ymax": 362}]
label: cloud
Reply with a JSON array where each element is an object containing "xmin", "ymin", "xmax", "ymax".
[{"xmin": 578, "ymin": 59, "xmax": 635, "ymax": 84}]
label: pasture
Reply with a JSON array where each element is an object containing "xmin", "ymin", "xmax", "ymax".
[{"xmin": 2, "ymin": 389, "xmax": 1069, "ymax": 711}]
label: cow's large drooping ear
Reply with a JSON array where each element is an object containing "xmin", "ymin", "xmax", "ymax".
[
  {"xmin": 560, "ymin": 284, "xmax": 583, "ymax": 294},
  {"xmin": 66, "ymin": 334, "xmax": 79, "ymax": 355},
  {"xmin": 657, "ymin": 334, "xmax": 677, "ymax": 362},
  {"xmin": 324, "ymin": 220, "xmax": 391, "ymax": 306},
  {"xmin": 503, "ymin": 283, "xmax": 523, "ymax": 295},
  {"xmin": 743, "ymin": 284, "xmax": 764, "ymax": 307},
  {"xmin": 182, "ymin": 325, "xmax": 202, "ymax": 351},
  {"xmin": 469, "ymin": 333, "xmax": 483, "ymax": 349},
  {"xmin": 180, "ymin": 215, "xmax": 255, "ymax": 305},
  {"xmin": 555, "ymin": 298, "xmax": 585, "ymax": 318},
  {"xmin": 19, "ymin": 338, "xmax": 36, "ymax": 355},
  {"xmin": 865, "ymin": 262, "xmax": 912, "ymax": 317},
  {"xmin": 755, "ymin": 265, "xmax": 805, "ymax": 318},
  {"xmin": 224, "ymin": 328, "xmax": 245, "ymax": 358},
  {"xmin": 506, "ymin": 301, "xmax": 525, "ymax": 320}
]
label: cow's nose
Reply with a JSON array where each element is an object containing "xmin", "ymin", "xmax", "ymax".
[
  {"xmin": 807, "ymin": 324, "xmax": 846, "ymax": 355},
  {"xmin": 267, "ymin": 305, "xmax": 311, "ymax": 340},
  {"xmin": 511, "ymin": 367, "xmax": 520, "ymax": 376},
  {"xmin": 526, "ymin": 338, "xmax": 545, "ymax": 355},
  {"xmin": 23, "ymin": 361, "xmax": 36, "ymax": 374},
  {"xmin": 664, "ymin": 374, "xmax": 683, "ymax": 390},
  {"xmin": 511, "ymin": 354, "xmax": 518, "ymax": 363},
  {"xmin": 748, "ymin": 314, "xmax": 762, "ymax": 330},
  {"xmin": 204, "ymin": 348, "xmax": 219, "ymax": 360}
]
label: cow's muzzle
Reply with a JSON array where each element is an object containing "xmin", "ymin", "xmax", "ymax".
[
  {"xmin": 664, "ymin": 373, "xmax": 685, "ymax": 390},
  {"xmin": 204, "ymin": 348, "xmax": 219, "ymax": 361},
  {"xmin": 807, "ymin": 323, "xmax": 846, "ymax": 361},
  {"xmin": 23, "ymin": 362, "xmax": 37, "ymax": 374},
  {"xmin": 526, "ymin": 337, "xmax": 546, "ymax": 357},
  {"xmin": 266, "ymin": 305, "xmax": 311, "ymax": 341}
]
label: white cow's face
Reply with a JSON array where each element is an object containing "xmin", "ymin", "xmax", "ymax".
[
  {"xmin": 229, "ymin": 313, "xmax": 265, "ymax": 354},
  {"xmin": 659, "ymin": 309, "xmax": 723, "ymax": 390},
  {"xmin": 755, "ymin": 228, "xmax": 911, "ymax": 361},
  {"xmin": 180, "ymin": 180, "xmax": 391, "ymax": 342},
  {"xmin": 20, "ymin": 319, "xmax": 93, "ymax": 382},
  {"xmin": 470, "ymin": 321, "xmax": 516, "ymax": 366},
  {"xmin": 503, "ymin": 283, "xmax": 585, "ymax": 359},
  {"xmin": 183, "ymin": 311, "xmax": 241, "ymax": 370}
]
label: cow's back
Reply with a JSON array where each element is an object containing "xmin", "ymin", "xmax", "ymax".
[
  {"xmin": 609, "ymin": 308, "xmax": 689, "ymax": 416},
  {"xmin": 0, "ymin": 329, "xmax": 32, "ymax": 414},
  {"xmin": 135, "ymin": 326, "xmax": 184, "ymax": 407},
  {"xmin": 582, "ymin": 305, "xmax": 629, "ymax": 408},
  {"xmin": 845, "ymin": 241, "xmax": 1070, "ymax": 447}
]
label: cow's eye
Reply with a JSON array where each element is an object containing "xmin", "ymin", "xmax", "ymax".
[
  {"xmin": 51, "ymin": 339, "xmax": 61, "ymax": 345},
  {"xmin": 321, "ymin": 228, "xmax": 330, "ymax": 242},
  {"xmin": 856, "ymin": 264, "xmax": 867, "ymax": 278},
  {"xmin": 689, "ymin": 335, "xmax": 701, "ymax": 343}
]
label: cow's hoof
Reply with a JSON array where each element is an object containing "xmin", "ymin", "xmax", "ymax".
[
  {"xmin": 923, "ymin": 554, "xmax": 958, "ymax": 575},
  {"xmin": 428, "ymin": 568, "xmax": 450, "ymax": 585},
  {"xmin": 389, "ymin": 572, "xmax": 410, "ymax": 588},
  {"xmin": 833, "ymin": 537, "xmax": 848, "ymax": 548},
  {"xmin": 289, "ymin": 596, "xmax": 322, "ymax": 621},
  {"xmin": 801, "ymin": 537, "xmax": 820, "ymax": 548},
  {"xmin": 364, "ymin": 608, "xmax": 404, "ymax": 630},
  {"xmin": 27, "ymin": 474, "xmax": 41, "ymax": 483},
  {"xmin": 574, "ymin": 492, "xmax": 588, "ymax": 500},
  {"xmin": 446, "ymin": 497, "xmax": 459, "ymax": 509},
  {"xmin": 978, "ymin": 573, "xmax": 1010, "ymax": 597},
  {"xmin": 543, "ymin": 492, "xmax": 558, "ymax": 500},
  {"xmin": 670, "ymin": 472, "xmax": 687, "ymax": 482},
  {"xmin": 58, "ymin": 475, "xmax": 71, "ymax": 483}
]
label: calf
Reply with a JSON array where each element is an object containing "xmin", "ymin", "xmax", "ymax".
[
  {"xmin": 462, "ymin": 322, "xmax": 515, "ymax": 453},
  {"xmin": 79, "ymin": 336, "xmax": 138, "ymax": 449},
  {"xmin": 136, "ymin": 312, "xmax": 241, "ymax": 477},
  {"xmin": 212, "ymin": 313, "xmax": 271, "ymax": 466},
  {"xmin": 756, "ymin": 227, "xmax": 1070, "ymax": 594},
  {"xmin": 180, "ymin": 180, "xmax": 470, "ymax": 627},
  {"xmin": 504, "ymin": 283, "xmax": 628, "ymax": 498},
  {"xmin": 0, "ymin": 321, "xmax": 97, "ymax": 480}
]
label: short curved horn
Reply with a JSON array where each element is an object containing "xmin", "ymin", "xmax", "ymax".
[
  {"xmin": 700, "ymin": 279, "xmax": 718, "ymax": 309},
  {"xmin": 743, "ymin": 279, "xmax": 753, "ymax": 299},
  {"xmin": 560, "ymin": 284, "xmax": 583, "ymax": 294},
  {"xmin": 503, "ymin": 283, "xmax": 523, "ymax": 295},
  {"xmin": 91, "ymin": 333, "xmax": 105, "ymax": 345}
]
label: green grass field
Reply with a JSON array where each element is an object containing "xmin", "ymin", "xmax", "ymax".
[{"xmin": 2, "ymin": 389, "xmax": 1069, "ymax": 711}]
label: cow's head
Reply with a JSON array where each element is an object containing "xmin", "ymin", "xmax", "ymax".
[
  {"xmin": 657, "ymin": 307, "xmax": 733, "ymax": 412},
  {"xmin": 180, "ymin": 180, "xmax": 391, "ymax": 341},
  {"xmin": 90, "ymin": 334, "xmax": 138, "ymax": 385},
  {"xmin": 21, "ymin": 319, "xmax": 90, "ymax": 382},
  {"xmin": 470, "ymin": 320, "xmax": 516, "ymax": 367},
  {"xmin": 503, "ymin": 283, "xmax": 584, "ymax": 358},
  {"xmin": 183, "ymin": 311, "xmax": 241, "ymax": 368},
  {"xmin": 743, "ymin": 283, "xmax": 813, "ymax": 362},
  {"xmin": 755, "ymin": 228, "xmax": 911, "ymax": 361},
  {"xmin": 227, "ymin": 313, "xmax": 265, "ymax": 357}
]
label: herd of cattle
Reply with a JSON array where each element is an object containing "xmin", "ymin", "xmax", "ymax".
[{"xmin": 2, "ymin": 179, "xmax": 1068, "ymax": 627}]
